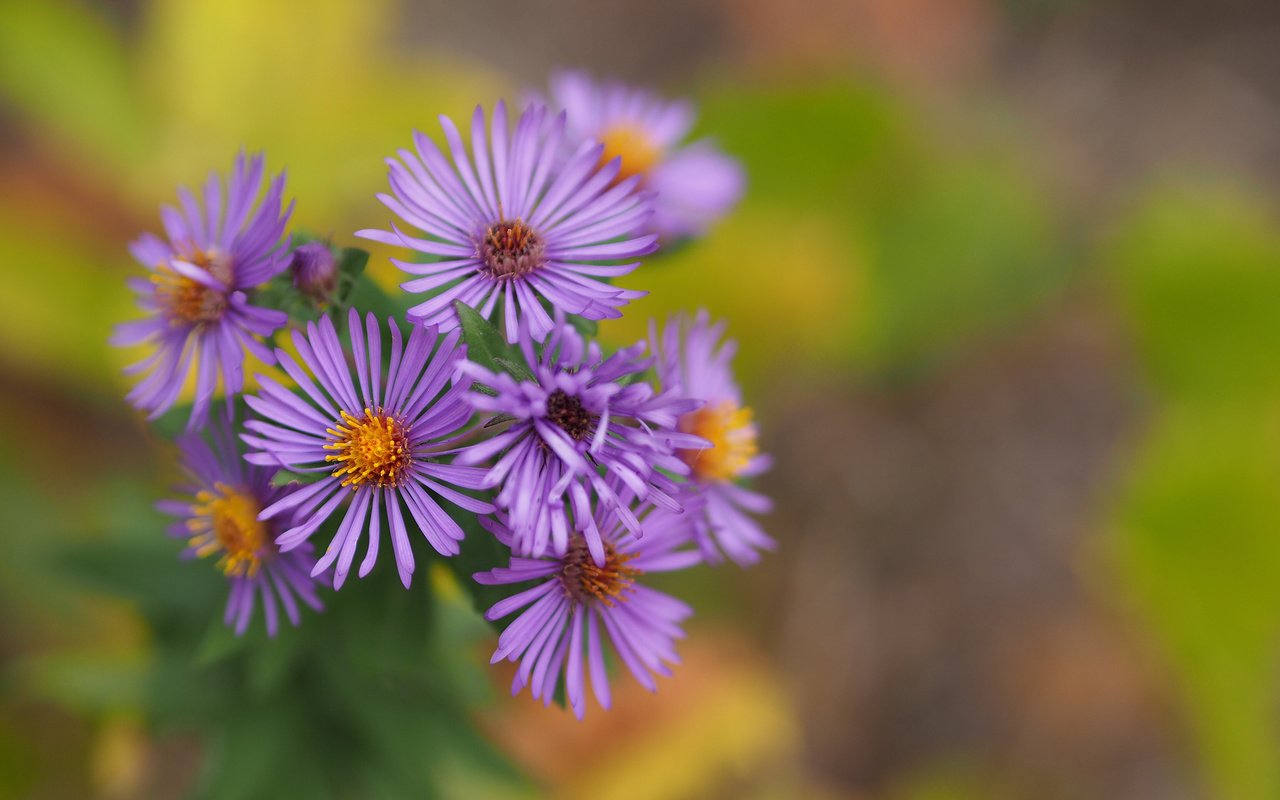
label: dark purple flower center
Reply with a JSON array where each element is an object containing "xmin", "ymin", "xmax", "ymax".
[
  {"xmin": 545, "ymin": 390, "xmax": 593, "ymax": 441},
  {"xmin": 558, "ymin": 537, "xmax": 640, "ymax": 605},
  {"xmin": 479, "ymin": 219, "xmax": 545, "ymax": 278}
]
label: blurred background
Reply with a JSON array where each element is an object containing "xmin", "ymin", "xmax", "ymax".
[{"xmin": 3, "ymin": 0, "xmax": 1280, "ymax": 797}]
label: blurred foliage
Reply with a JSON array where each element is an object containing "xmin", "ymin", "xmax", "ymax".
[
  {"xmin": 1106, "ymin": 182, "xmax": 1280, "ymax": 800},
  {"xmin": 604, "ymin": 80, "xmax": 1070, "ymax": 385},
  {"xmin": 38, "ymin": 426, "xmax": 527, "ymax": 799},
  {"xmin": 0, "ymin": 0, "xmax": 148, "ymax": 172}
]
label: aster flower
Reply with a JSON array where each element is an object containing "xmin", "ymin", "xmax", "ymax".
[
  {"xmin": 475, "ymin": 485, "xmax": 700, "ymax": 719},
  {"xmin": 110, "ymin": 153, "xmax": 294, "ymax": 430},
  {"xmin": 652, "ymin": 311, "xmax": 774, "ymax": 565},
  {"xmin": 356, "ymin": 101, "xmax": 657, "ymax": 343},
  {"xmin": 241, "ymin": 309, "xmax": 493, "ymax": 589},
  {"xmin": 158, "ymin": 413, "xmax": 322, "ymax": 636},
  {"xmin": 545, "ymin": 70, "xmax": 744, "ymax": 240},
  {"xmin": 455, "ymin": 317, "xmax": 705, "ymax": 565}
]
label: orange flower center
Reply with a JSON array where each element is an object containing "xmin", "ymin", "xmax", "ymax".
[
  {"xmin": 679, "ymin": 400, "xmax": 758, "ymax": 483},
  {"xmin": 153, "ymin": 247, "xmax": 233, "ymax": 324},
  {"xmin": 187, "ymin": 482, "xmax": 269, "ymax": 577},
  {"xmin": 324, "ymin": 408, "xmax": 412, "ymax": 488},
  {"xmin": 598, "ymin": 125, "xmax": 662, "ymax": 185},
  {"xmin": 559, "ymin": 538, "xmax": 641, "ymax": 606}
]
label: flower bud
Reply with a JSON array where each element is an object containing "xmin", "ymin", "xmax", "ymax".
[{"xmin": 289, "ymin": 242, "xmax": 337, "ymax": 304}]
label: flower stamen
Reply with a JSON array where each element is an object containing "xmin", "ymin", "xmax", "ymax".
[
  {"xmin": 153, "ymin": 247, "xmax": 233, "ymax": 324},
  {"xmin": 559, "ymin": 538, "xmax": 641, "ymax": 606},
  {"xmin": 187, "ymin": 482, "xmax": 268, "ymax": 577},
  {"xmin": 679, "ymin": 400, "xmax": 758, "ymax": 482},
  {"xmin": 479, "ymin": 219, "xmax": 545, "ymax": 278},
  {"xmin": 324, "ymin": 408, "xmax": 412, "ymax": 488}
]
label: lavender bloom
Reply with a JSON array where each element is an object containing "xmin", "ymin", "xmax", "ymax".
[
  {"xmin": 546, "ymin": 71, "xmax": 744, "ymax": 240},
  {"xmin": 158, "ymin": 414, "xmax": 322, "ymax": 637},
  {"xmin": 241, "ymin": 309, "xmax": 493, "ymax": 589},
  {"xmin": 110, "ymin": 153, "xmax": 294, "ymax": 430},
  {"xmin": 356, "ymin": 101, "xmax": 656, "ymax": 343},
  {"xmin": 456, "ymin": 318, "xmax": 705, "ymax": 565},
  {"xmin": 652, "ymin": 311, "xmax": 774, "ymax": 565},
  {"xmin": 475, "ymin": 487, "xmax": 700, "ymax": 719}
]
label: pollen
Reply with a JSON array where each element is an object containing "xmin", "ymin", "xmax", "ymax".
[
  {"xmin": 153, "ymin": 247, "xmax": 234, "ymax": 324},
  {"xmin": 324, "ymin": 408, "xmax": 413, "ymax": 488},
  {"xmin": 187, "ymin": 482, "xmax": 269, "ymax": 577},
  {"xmin": 559, "ymin": 538, "xmax": 641, "ymax": 606},
  {"xmin": 598, "ymin": 125, "xmax": 662, "ymax": 185},
  {"xmin": 679, "ymin": 400, "xmax": 759, "ymax": 483},
  {"xmin": 479, "ymin": 219, "xmax": 546, "ymax": 278}
]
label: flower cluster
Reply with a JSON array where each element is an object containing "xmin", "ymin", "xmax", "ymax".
[{"xmin": 115, "ymin": 72, "xmax": 768, "ymax": 717}]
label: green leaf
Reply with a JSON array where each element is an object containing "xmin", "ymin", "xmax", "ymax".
[
  {"xmin": 441, "ymin": 506, "xmax": 512, "ymax": 620},
  {"xmin": 331, "ymin": 246, "xmax": 369, "ymax": 311},
  {"xmin": 288, "ymin": 231, "xmax": 323, "ymax": 248},
  {"xmin": 12, "ymin": 651, "xmax": 147, "ymax": 715},
  {"xmin": 565, "ymin": 314, "xmax": 598, "ymax": 338},
  {"xmin": 616, "ymin": 366, "xmax": 652, "ymax": 388},
  {"xmin": 270, "ymin": 469, "xmax": 326, "ymax": 488},
  {"xmin": 454, "ymin": 301, "xmax": 533, "ymax": 381},
  {"xmin": 253, "ymin": 280, "xmax": 317, "ymax": 324},
  {"xmin": 1106, "ymin": 183, "xmax": 1280, "ymax": 403},
  {"xmin": 1105, "ymin": 183, "xmax": 1280, "ymax": 800},
  {"xmin": 193, "ymin": 616, "xmax": 248, "ymax": 666},
  {"xmin": 150, "ymin": 403, "xmax": 194, "ymax": 441},
  {"xmin": 493, "ymin": 356, "xmax": 534, "ymax": 383},
  {"xmin": 56, "ymin": 537, "xmax": 218, "ymax": 612},
  {"xmin": 345, "ymin": 270, "xmax": 410, "ymax": 327}
]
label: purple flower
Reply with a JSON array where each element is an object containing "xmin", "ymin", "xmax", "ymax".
[
  {"xmin": 356, "ymin": 101, "xmax": 656, "ymax": 343},
  {"xmin": 545, "ymin": 71, "xmax": 744, "ymax": 240},
  {"xmin": 455, "ymin": 318, "xmax": 705, "ymax": 565},
  {"xmin": 111, "ymin": 153, "xmax": 294, "ymax": 430},
  {"xmin": 652, "ymin": 311, "xmax": 774, "ymax": 565},
  {"xmin": 158, "ymin": 414, "xmax": 322, "ymax": 637},
  {"xmin": 475, "ymin": 487, "xmax": 700, "ymax": 719},
  {"xmin": 241, "ymin": 309, "xmax": 493, "ymax": 589}
]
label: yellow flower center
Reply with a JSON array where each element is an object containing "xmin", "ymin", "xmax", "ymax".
[
  {"xmin": 187, "ymin": 483, "xmax": 269, "ymax": 577},
  {"xmin": 153, "ymin": 247, "xmax": 233, "ymax": 324},
  {"xmin": 598, "ymin": 125, "xmax": 662, "ymax": 185},
  {"xmin": 679, "ymin": 400, "xmax": 759, "ymax": 483},
  {"xmin": 559, "ymin": 538, "xmax": 641, "ymax": 606},
  {"xmin": 324, "ymin": 408, "xmax": 412, "ymax": 488}
]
